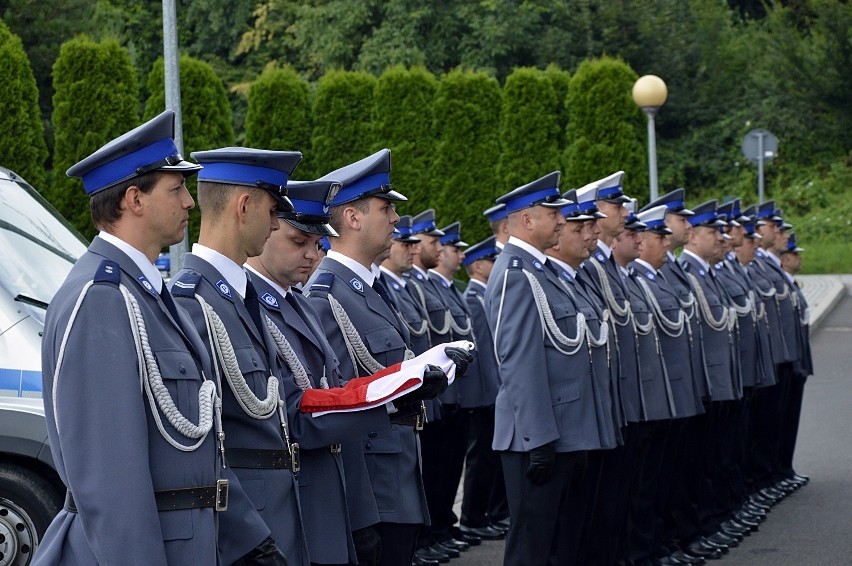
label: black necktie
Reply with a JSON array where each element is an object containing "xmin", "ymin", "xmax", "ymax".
[
  {"xmin": 160, "ymin": 285, "xmax": 183, "ymax": 327},
  {"xmin": 243, "ymin": 279, "xmax": 265, "ymax": 334},
  {"xmin": 372, "ymin": 278, "xmax": 396, "ymax": 311}
]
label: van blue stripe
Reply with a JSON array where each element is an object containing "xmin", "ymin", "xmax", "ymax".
[{"xmin": 0, "ymin": 368, "xmax": 43, "ymax": 397}]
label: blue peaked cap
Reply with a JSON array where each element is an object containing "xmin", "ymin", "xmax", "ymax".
[
  {"xmin": 688, "ymin": 200, "xmax": 726, "ymax": 227},
  {"xmin": 463, "ymin": 236, "xmax": 499, "ymax": 266},
  {"xmin": 278, "ymin": 179, "xmax": 340, "ymax": 237},
  {"xmin": 439, "ymin": 222, "xmax": 468, "ymax": 247},
  {"xmin": 640, "ymin": 188, "xmax": 694, "ymax": 216},
  {"xmin": 191, "ymin": 147, "xmax": 302, "ymax": 208},
  {"xmin": 411, "ymin": 209, "xmax": 445, "ymax": 237},
  {"xmin": 496, "ymin": 171, "xmax": 568, "ymax": 214},
  {"xmin": 392, "ymin": 216, "xmax": 421, "ymax": 243},
  {"xmin": 483, "ymin": 203, "xmax": 508, "ymax": 222},
  {"xmin": 317, "ymin": 149, "xmax": 407, "ymax": 206},
  {"xmin": 67, "ymin": 110, "xmax": 202, "ymax": 195}
]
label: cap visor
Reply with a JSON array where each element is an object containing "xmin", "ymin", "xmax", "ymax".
[
  {"xmin": 676, "ymin": 208, "xmax": 695, "ymax": 216},
  {"xmin": 374, "ymin": 189, "xmax": 408, "ymax": 202},
  {"xmin": 417, "ymin": 229, "xmax": 446, "ymax": 237},
  {"xmin": 394, "ymin": 235, "xmax": 421, "ymax": 244},
  {"xmin": 603, "ymin": 195, "xmax": 632, "ymax": 204},
  {"xmin": 565, "ymin": 213, "xmax": 595, "ymax": 222},
  {"xmin": 594, "ymin": 211, "xmax": 608, "ymax": 219},
  {"xmin": 161, "ymin": 160, "xmax": 203, "ymax": 177},
  {"xmin": 540, "ymin": 197, "xmax": 572, "ymax": 208},
  {"xmin": 284, "ymin": 218, "xmax": 339, "ymax": 237}
]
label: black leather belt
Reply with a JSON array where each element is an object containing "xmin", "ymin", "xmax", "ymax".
[
  {"xmin": 226, "ymin": 447, "xmax": 299, "ymax": 471},
  {"xmin": 65, "ymin": 480, "xmax": 229, "ymax": 513},
  {"xmin": 391, "ymin": 401, "xmax": 427, "ymax": 430}
]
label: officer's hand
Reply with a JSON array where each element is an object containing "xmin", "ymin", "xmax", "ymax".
[
  {"xmin": 445, "ymin": 345, "xmax": 475, "ymax": 378},
  {"xmin": 526, "ymin": 442, "xmax": 557, "ymax": 486},
  {"xmin": 395, "ymin": 365, "xmax": 449, "ymax": 404},
  {"xmin": 235, "ymin": 536, "xmax": 289, "ymax": 566}
]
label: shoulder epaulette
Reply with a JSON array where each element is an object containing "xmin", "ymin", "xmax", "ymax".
[
  {"xmin": 508, "ymin": 255, "xmax": 523, "ymax": 269},
  {"xmin": 170, "ymin": 271, "xmax": 202, "ymax": 298},
  {"xmin": 93, "ymin": 259, "xmax": 121, "ymax": 286},
  {"xmin": 307, "ymin": 272, "xmax": 334, "ymax": 297}
]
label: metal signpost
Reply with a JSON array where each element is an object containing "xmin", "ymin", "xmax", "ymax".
[
  {"xmin": 741, "ymin": 129, "xmax": 778, "ymax": 205},
  {"xmin": 164, "ymin": 0, "xmax": 186, "ymax": 277}
]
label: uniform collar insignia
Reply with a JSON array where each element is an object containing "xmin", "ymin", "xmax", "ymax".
[
  {"xmin": 138, "ymin": 275, "xmax": 158, "ymax": 296},
  {"xmin": 698, "ymin": 268, "xmax": 705, "ymax": 276},
  {"xmin": 646, "ymin": 272, "xmax": 655, "ymax": 280},
  {"xmin": 349, "ymin": 277, "xmax": 364, "ymax": 293},
  {"xmin": 532, "ymin": 260, "xmax": 544, "ymax": 271},
  {"xmin": 392, "ymin": 282, "xmax": 400, "ymax": 290},
  {"xmin": 561, "ymin": 271, "xmax": 573, "ymax": 282},
  {"xmin": 595, "ymin": 252, "xmax": 605, "ymax": 262},
  {"xmin": 415, "ymin": 271, "xmax": 424, "ymax": 280},
  {"xmin": 215, "ymin": 279, "xmax": 233, "ymax": 299},
  {"xmin": 260, "ymin": 292, "xmax": 279, "ymax": 309}
]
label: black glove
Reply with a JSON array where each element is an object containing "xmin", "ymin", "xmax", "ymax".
[
  {"xmin": 394, "ymin": 365, "xmax": 449, "ymax": 404},
  {"xmin": 351, "ymin": 525, "xmax": 383, "ymax": 566},
  {"xmin": 233, "ymin": 536, "xmax": 289, "ymax": 566},
  {"xmin": 526, "ymin": 442, "xmax": 557, "ymax": 486},
  {"xmin": 444, "ymin": 345, "xmax": 475, "ymax": 379}
]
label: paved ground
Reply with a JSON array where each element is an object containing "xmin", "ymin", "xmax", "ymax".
[{"xmin": 447, "ymin": 275, "xmax": 852, "ymax": 565}]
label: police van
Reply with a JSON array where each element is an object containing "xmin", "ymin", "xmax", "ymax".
[{"xmin": 0, "ymin": 165, "xmax": 87, "ymax": 565}]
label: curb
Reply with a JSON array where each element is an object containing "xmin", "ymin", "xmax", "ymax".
[{"xmin": 800, "ymin": 275, "xmax": 847, "ymax": 334}]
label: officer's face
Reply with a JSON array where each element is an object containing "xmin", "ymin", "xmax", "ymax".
[
  {"xmin": 246, "ymin": 190, "xmax": 281, "ymax": 258},
  {"xmin": 775, "ymin": 229, "xmax": 790, "ymax": 254},
  {"xmin": 439, "ymin": 245, "xmax": 464, "ymax": 275},
  {"xmin": 639, "ymin": 232, "xmax": 668, "ymax": 269},
  {"xmin": 362, "ymin": 197, "xmax": 400, "ymax": 257},
  {"xmin": 613, "ymin": 229, "xmax": 641, "ymax": 265},
  {"xmin": 665, "ymin": 213, "xmax": 692, "ymax": 248},
  {"xmin": 474, "ymin": 258, "xmax": 495, "ymax": 281},
  {"xmin": 728, "ymin": 225, "xmax": 745, "ymax": 247},
  {"xmin": 586, "ymin": 219, "xmax": 601, "ymax": 252},
  {"xmin": 145, "ymin": 172, "xmax": 195, "ymax": 247},
  {"xmin": 756, "ymin": 222, "xmax": 777, "ymax": 247},
  {"xmin": 691, "ymin": 225, "xmax": 723, "ymax": 261},
  {"xmin": 258, "ymin": 222, "xmax": 321, "ymax": 287},
  {"xmin": 418, "ymin": 235, "xmax": 443, "ymax": 270},
  {"xmin": 736, "ymin": 236, "xmax": 757, "ymax": 265},
  {"xmin": 596, "ymin": 200, "xmax": 627, "ymax": 238},
  {"xmin": 555, "ymin": 220, "xmax": 590, "ymax": 266},
  {"xmin": 532, "ymin": 205, "xmax": 566, "ymax": 250},
  {"xmin": 781, "ymin": 251, "xmax": 801, "ymax": 274},
  {"xmin": 386, "ymin": 240, "xmax": 416, "ymax": 273}
]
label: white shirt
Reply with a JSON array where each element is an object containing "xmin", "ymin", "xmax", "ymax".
[
  {"xmin": 245, "ymin": 264, "xmax": 290, "ymax": 299},
  {"xmin": 98, "ymin": 232, "xmax": 163, "ymax": 293},
  {"xmin": 327, "ymin": 250, "xmax": 375, "ymax": 286},
  {"xmin": 507, "ymin": 236, "xmax": 547, "ymax": 264},
  {"xmin": 192, "ymin": 243, "xmax": 248, "ymax": 299},
  {"xmin": 379, "ymin": 266, "xmax": 407, "ymax": 288},
  {"xmin": 633, "ymin": 258, "xmax": 657, "ymax": 274},
  {"xmin": 428, "ymin": 269, "xmax": 453, "ymax": 288},
  {"xmin": 597, "ymin": 240, "xmax": 613, "ymax": 259},
  {"xmin": 546, "ymin": 255, "xmax": 576, "ymax": 278},
  {"xmin": 681, "ymin": 249, "xmax": 710, "ymax": 272},
  {"xmin": 467, "ymin": 278, "xmax": 487, "ymax": 292}
]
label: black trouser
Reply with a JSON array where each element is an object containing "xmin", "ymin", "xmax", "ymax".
[
  {"xmin": 778, "ymin": 371, "xmax": 808, "ymax": 478},
  {"xmin": 587, "ymin": 429, "xmax": 634, "ymax": 566},
  {"xmin": 461, "ymin": 405, "xmax": 504, "ymax": 528},
  {"xmin": 617, "ymin": 420, "xmax": 660, "ymax": 565},
  {"xmin": 667, "ymin": 410, "xmax": 713, "ymax": 546},
  {"xmin": 501, "ymin": 450, "xmax": 588, "ymax": 566},
  {"xmin": 746, "ymin": 381, "xmax": 783, "ymax": 490},
  {"xmin": 374, "ymin": 522, "xmax": 420, "ymax": 566},
  {"xmin": 629, "ymin": 420, "xmax": 672, "ymax": 564}
]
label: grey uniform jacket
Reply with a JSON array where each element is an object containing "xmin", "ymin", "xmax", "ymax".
[
  {"xmin": 171, "ymin": 254, "xmax": 307, "ymax": 566},
  {"xmin": 679, "ymin": 253, "xmax": 742, "ymax": 402},
  {"xmin": 715, "ymin": 257, "xmax": 774, "ymax": 389},
  {"xmin": 630, "ymin": 260, "xmax": 704, "ymax": 418},
  {"xmin": 428, "ymin": 271, "xmax": 475, "ymax": 405},
  {"xmin": 306, "ymin": 257, "xmax": 430, "ymax": 526},
  {"xmin": 624, "ymin": 268, "xmax": 677, "ymax": 421},
  {"xmin": 460, "ymin": 281, "xmax": 500, "ymax": 409},
  {"xmin": 37, "ymin": 237, "xmax": 243, "ymax": 566},
  {"xmin": 250, "ymin": 275, "xmax": 392, "ymax": 564},
  {"xmin": 790, "ymin": 279, "xmax": 813, "ymax": 378},
  {"xmin": 486, "ymin": 243, "xmax": 616, "ymax": 454},
  {"xmin": 753, "ymin": 249, "xmax": 800, "ymax": 364},
  {"xmin": 661, "ymin": 252, "xmax": 712, "ymax": 401},
  {"xmin": 380, "ymin": 272, "xmax": 432, "ymax": 356}
]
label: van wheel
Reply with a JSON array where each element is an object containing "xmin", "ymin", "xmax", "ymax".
[{"xmin": 0, "ymin": 463, "xmax": 62, "ymax": 566}]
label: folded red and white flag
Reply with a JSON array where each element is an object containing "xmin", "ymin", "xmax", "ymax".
[{"xmin": 300, "ymin": 340, "xmax": 473, "ymax": 416}]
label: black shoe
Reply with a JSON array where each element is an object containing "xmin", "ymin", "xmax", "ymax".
[
  {"xmin": 440, "ymin": 538, "xmax": 470, "ymax": 552},
  {"xmin": 742, "ymin": 501, "xmax": 769, "ymax": 515},
  {"xmin": 761, "ymin": 486, "xmax": 785, "ymax": 500},
  {"xmin": 431, "ymin": 542, "xmax": 460, "ymax": 558},
  {"xmin": 453, "ymin": 531, "xmax": 482, "ymax": 546},
  {"xmin": 686, "ymin": 541, "xmax": 723, "ymax": 559},
  {"xmin": 720, "ymin": 520, "xmax": 750, "ymax": 537},
  {"xmin": 734, "ymin": 511, "xmax": 763, "ymax": 527},
  {"xmin": 792, "ymin": 472, "xmax": 810, "ymax": 483},
  {"xmin": 698, "ymin": 537, "xmax": 729, "ymax": 554},
  {"xmin": 670, "ymin": 550, "xmax": 707, "ymax": 565},
  {"xmin": 459, "ymin": 524, "xmax": 506, "ymax": 540},
  {"xmin": 491, "ymin": 516, "xmax": 511, "ymax": 530},
  {"xmin": 749, "ymin": 492, "xmax": 776, "ymax": 507},
  {"xmin": 707, "ymin": 531, "xmax": 739, "ymax": 548},
  {"xmin": 412, "ymin": 555, "xmax": 441, "ymax": 566},
  {"xmin": 415, "ymin": 547, "xmax": 450, "ymax": 563}
]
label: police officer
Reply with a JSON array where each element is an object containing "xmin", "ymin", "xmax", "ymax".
[
  {"xmin": 304, "ymin": 149, "xmax": 445, "ymax": 566},
  {"xmin": 245, "ymin": 179, "xmax": 399, "ymax": 566},
  {"xmin": 36, "ymin": 112, "xmax": 251, "ymax": 565},
  {"xmin": 458, "ymin": 237, "xmax": 508, "ymax": 541},
  {"xmin": 486, "ymin": 172, "xmax": 613, "ymax": 566},
  {"xmin": 170, "ymin": 148, "xmax": 305, "ymax": 565},
  {"xmin": 483, "ymin": 203, "xmax": 509, "ymax": 250}
]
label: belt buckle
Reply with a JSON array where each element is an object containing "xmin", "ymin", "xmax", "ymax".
[
  {"xmin": 291, "ymin": 443, "xmax": 300, "ymax": 473},
  {"xmin": 215, "ymin": 479, "xmax": 229, "ymax": 512},
  {"xmin": 415, "ymin": 402, "xmax": 426, "ymax": 431},
  {"xmin": 330, "ymin": 443, "xmax": 342, "ymax": 454}
]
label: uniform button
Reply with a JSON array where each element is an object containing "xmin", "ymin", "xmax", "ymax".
[
  {"xmin": 368, "ymin": 432, "xmax": 377, "ymax": 438},
  {"xmin": 365, "ymin": 442, "xmax": 372, "ymax": 450},
  {"xmin": 523, "ymin": 436, "xmax": 530, "ymax": 441},
  {"xmin": 385, "ymin": 340, "xmax": 392, "ymax": 347},
  {"xmin": 179, "ymin": 364, "xmax": 186, "ymax": 374},
  {"xmin": 252, "ymin": 359, "xmax": 258, "ymax": 367}
]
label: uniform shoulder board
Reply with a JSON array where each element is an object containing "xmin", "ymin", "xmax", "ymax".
[
  {"xmin": 170, "ymin": 272, "xmax": 202, "ymax": 298},
  {"xmin": 93, "ymin": 259, "xmax": 121, "ymax": 286},
  {"xmin": 508, "ymin": 255, "xmax": 523, "ymax": 270},
  {"xmin": 307, "ymin": 272, "xmax": 335, "ymax": 297}
]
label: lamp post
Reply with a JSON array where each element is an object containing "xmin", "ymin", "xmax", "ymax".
[{"xmin": 632, "ymin": 75, "xmax": 668, "ymax": 202}]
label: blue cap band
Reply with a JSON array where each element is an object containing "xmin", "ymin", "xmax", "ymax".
[
  {"xmin": 291, "ymin": 199, "xmax": 329, "ymax": 217},
  {"xmin": 198, "ymin": 161, "xmax": 289, "ymax": 187},
  {"xmin": 643, "ymin": 217, "xmax": 666, "ymax": 230},
  {"xmin": 331, "ymin": 172, "xmax": 390, "ymax": 205},
  {"xmin": 463, "ymin": 246, "xmax": 499, "ymax": 265},
  {"xmin": 561, "ymin": 202, "xmax": 582, "ymax": 217},
  {"xmin": 485, "ymin": 207, "xmax": 507, "ymax": 222},
  {"xmin": 82, "ymin": 138, "xmax": 178, "ymax": 194},
  {"xmin": 412, "ymin": 220, "xmax": 438, "ymax": 233},
  {"xmin": 578, "ymin": 199, "xmax": 599, "ymax": 214},
  {"xmin": 440, "ymin": 234, "xmax": 460, "ymax": 245},
  {"xmin": 396, "ymin": 224, "xmax": 414, "ymax": 237},
  {"xmin": 597, "ymin": 184, "xmax": 623, "ymax": 199},
  {"xmin": 689, "ymin": 211, "xmax": 719, "ymax": 226},
  {"xmin": 666, "ymin": 199, "xmax": 685, "ymax": 210},
  {"xmin": 504, "ymin": 187, "xmax": 560, "ymax": 213}
]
